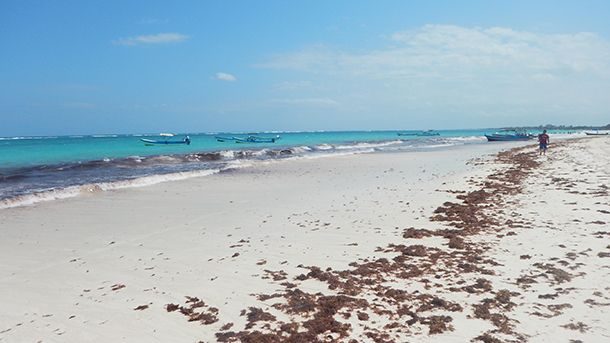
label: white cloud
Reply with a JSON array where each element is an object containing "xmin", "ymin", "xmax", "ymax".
[
  {"xmin": 113, "ymin": 33, "xmax": 189, "ymax": 46},
  {"xmin": 215, "ymin": 72, "xmax": 237, "ymax": 82},
  {"xmin": 257, "ymin": 25, "xmax": 610, "ymax": 126},
  {"xmin": 261, "ymin": 25, "xmax": 610, "ymax": 77}
]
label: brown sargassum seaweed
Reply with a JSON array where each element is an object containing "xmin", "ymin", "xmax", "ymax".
[{"xmin": 168, "ymin": 146, "xmax": 542, "ymax": 342}]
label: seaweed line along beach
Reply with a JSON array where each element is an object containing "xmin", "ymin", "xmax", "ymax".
[{"xmin": 0, "ymin": 135, "xmax": 608, "ymax": 342}]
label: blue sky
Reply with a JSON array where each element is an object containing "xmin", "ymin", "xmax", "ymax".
[{"xmin": 1, "ymin": 0, "xmax": 610, "ymax": 135}]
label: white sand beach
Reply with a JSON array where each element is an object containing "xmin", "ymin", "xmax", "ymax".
[{"xmin": 1, "ymin": 137, "xmax": 609, "ymax": 342}]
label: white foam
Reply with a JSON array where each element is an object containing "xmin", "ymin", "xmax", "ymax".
[
  {"xmin": 419, "ymin": 143, "xmax": 454, "ymax": 149},
  {"xmin": 442, "ymin": 136, "xmax": 487, "ymax": 143},
  {"xmin": 334, "ymin": 140, "xmax": 403, "ymax": 150},
  {"xmin": 291, "ymin": 146, "xmax": 313, "ymax": 154},
  {"xmin": 0, "ymin": 168, "xmax": 221, "ymax": 210},
  {"xmin": 0, "ymin": 186, "xmax": 84, "ymax": 209},
  {"xmin": 127, "ymin": 155, "xmax": 144, "ymax": 162},
  {"xmin": 220, "ymin": 150, "xmax": 235, "ymax": 159},
  {"xmin": 252, "ymin": 149, "xmax": 269, "ymax": 157},
  {"xmin": 0, "ymin": 136, "xmax": 59, "ymax": 140},
  {"xmin": 300, "ymin": 148, "xmax": 376, "ymax": 160},
  {"xmin": 315, "ymin": 144, "xmax": 333, "ymax": 150}
]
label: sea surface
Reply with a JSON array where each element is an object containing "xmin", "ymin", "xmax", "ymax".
[{"xmin": 0, "ymin": 129, "xmax": 552, "ymax": 208}]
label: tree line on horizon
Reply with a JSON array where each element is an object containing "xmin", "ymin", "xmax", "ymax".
[{"xmin": 526, "ymin": 124, "xmax": 610, "ymax": 130}]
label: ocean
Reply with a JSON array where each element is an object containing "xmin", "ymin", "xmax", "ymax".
[{"xmin": 0, "ymin": 129, "xmax": 539, "ymax": 208}]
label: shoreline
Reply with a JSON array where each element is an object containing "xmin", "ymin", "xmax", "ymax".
[
  {"xmin": 0, "ymin": 132, "xmax": 584, "ymax": 210},
  {"xmin": 0, "ymin": 137, "xmax": 516, "ymax": 210},
  {"xmin": 1, "ymin": 137, "xmax": 608, "ymax": 342}
]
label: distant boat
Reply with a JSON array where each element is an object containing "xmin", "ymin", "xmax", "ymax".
[
  {"xmin": 216, "ymin": 135, "xmax": 280, "ymax": 143},
  {"xmin": 584, "ymin": 131, "xmax": 609, "ymax": 136},
  {"xmin": 140, "ymin": 133, "xmax": 191, "ymax": 145},
  {"xmin": 415, "ymin": 130, "xmax": 440, "ymax": 136},
  {"xmin": 485, "ymin": 129, "xmax": 534, "ymax": 142},
  {"xmin": 397, "ymin": 130, "xmax": 440, "ymax": 136}
]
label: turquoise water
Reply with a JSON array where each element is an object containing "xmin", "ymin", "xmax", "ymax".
[
  {"xmin": 0, "ymin": 129, "xmax": 491, "ymax": 169},
  {"xmin": 0, "ymin": 128, "xmax": 547, "ymax": 207}
]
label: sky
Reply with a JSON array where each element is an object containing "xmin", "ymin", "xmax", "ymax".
[{"xmin": 1, "ymin": 0, "xmax": 610, "ymax": 136}]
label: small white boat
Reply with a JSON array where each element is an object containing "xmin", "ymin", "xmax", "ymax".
[{"xmin": 140, "ymin": 133, "xmax": 191, "ymax": 145}]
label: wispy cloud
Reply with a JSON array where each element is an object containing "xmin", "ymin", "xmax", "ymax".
[
  {"xmin": 260, "ymin": 25, "xmax": 610, "ymax": 77},
  {"xmin": 270, "ymin": 98, "xmax": 339, "ymax": 107},
  {"xmin": 257, "ymin": 25, "xmax": 610, "ymax": 125},
  {"xmin": 272, "ymin": 80, "xmax": 314, "ymax": 91},
  {"xmin": 215, "ymin": 72, "xmax": 237, "ymax": 82},
  {"xmin": 113, "ymin": 33, "xmax": 189, "ymax": 46}
]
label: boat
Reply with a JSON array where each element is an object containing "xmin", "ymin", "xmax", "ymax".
[
  {"xmin": 215, "ymin": 135, "xmax": 280, "ymax": 143},
  {"xmin": 584, "ymin": 131, "xmax": 609, "ymax": 136},
  {"xmin": 415, "ymin": 130, "xmax": 440, "ymax": 136},
  {"xmin": 234, "ymin": 135, "xmax": 279, "ymax": 143},
  {"xmin": 141, "ymin": 133, "xmax": 191, "ymax": 145},
  {"xmin": 397, "ymin": 130, "xmax": 440, "ymax": 136},
  {"xmin": 215, "ymin": 136, "xmax": 233, "ymax": 142},
  {"xmin": 485, "ymin": 129, "xmax": 534, "ymax": 142}
]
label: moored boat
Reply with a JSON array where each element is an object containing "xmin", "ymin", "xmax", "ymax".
[
  {"xmin": 141, "ymin": 133, "xmax": 191, "ymax": 145},
  {"xmin": 415, "ymin": 130, "xmax": 440, "ymax": 136},
  {"xmin": 485, "ymin": 129, "xmax": 534, "ymax": 142},
  {"xmin": 584, "ymin": 131, "xmax": 609, "ymax": 136},
  {"xmin": 216, "ymin": 135, "xmax": 280, "ymax": 143}
]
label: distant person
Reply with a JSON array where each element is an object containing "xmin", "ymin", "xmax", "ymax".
[{"xmin": 538, "ymin": 130, "xmax": 550, "ymax": 155}]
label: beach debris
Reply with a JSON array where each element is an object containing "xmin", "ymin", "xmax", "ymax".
[
  {"xmin": 208, "ymin": 146, "xmax": 543, "ymax": 341},
  {"xmin": 165, "ymin": 296, "xmax": 219, "ymax": 325},
  {"xmin": 262, "ymin": 269, "xmax": 288, "ymax": 281},
  {"xmin": 110, "ymin": 284, "xmax": 125, "ymax": 291},
  {"xmin": 164, "ymin": 142, "xmax": 608, "ymax": 341},
  {"xmin": 244, "ymin": 307, "xmax": 276, "ymax": 329},
  {"xmin": 219, "ymin": 322, "xmax": 234, "ymax": 331},
  {"xmin": 561, "ymin": 322, "xmax": 590, "ymax": 333}
]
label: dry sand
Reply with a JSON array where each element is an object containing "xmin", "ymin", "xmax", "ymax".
[{"xmin": 0, "ymin": 137, "xmax": 608, "ymax": 342}]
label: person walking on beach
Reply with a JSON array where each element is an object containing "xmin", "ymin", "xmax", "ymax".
[{"xmin": 538, "ymin": 130, "xmax": 550, "ymax": 155}]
